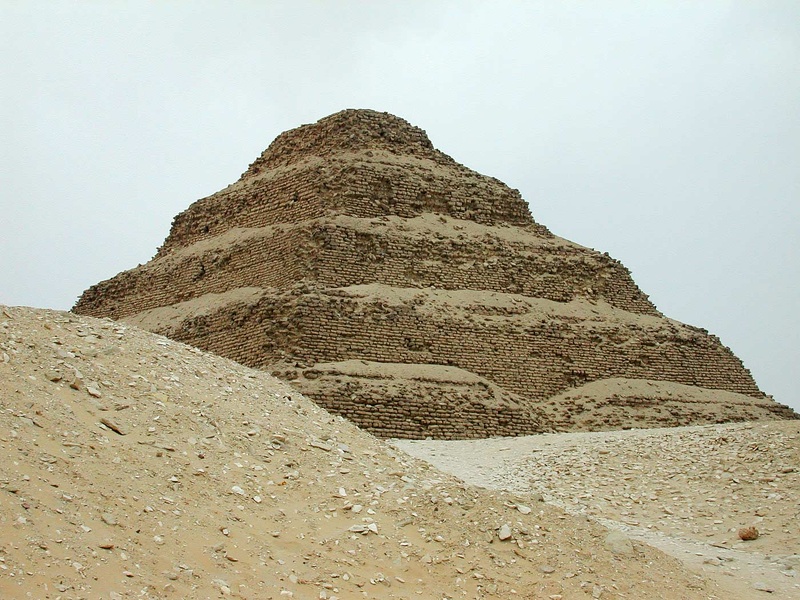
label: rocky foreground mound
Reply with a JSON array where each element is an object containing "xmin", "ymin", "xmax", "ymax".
[
  {"xmin": 1, "ymin": 305, "xmax": 718, "ymax": 599},
  {"xmin": 73, "ymin": 109, "xmax": 797, "ymax": 439}
]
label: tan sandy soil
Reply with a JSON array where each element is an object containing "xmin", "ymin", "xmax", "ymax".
[
  {"xmin": 0, "ymin": 305, "xmax": 725, "ymax": 599},
  {"xmin": 393, "ymin": 421, "xmax": 800, "ymax": 599}
]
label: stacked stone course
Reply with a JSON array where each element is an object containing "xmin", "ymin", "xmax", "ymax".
[
  {"xmin": 77, "ymin": 215, "xmax": 656, "ymax": 320},
  {"xmin": 143, "ymin": 287, "xmax": 761, "ymax": 399},
  {"xmin": 74, "ymin": 109, "xmax": 797, "ymax": 439},
  {"xmin": 158, "ymin": 111, "xmax": 535, "ymax": 259}
]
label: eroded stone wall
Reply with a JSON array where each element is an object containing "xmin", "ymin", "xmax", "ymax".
[
  {"xmin": 75, "ymin": 226, "xmax": 313, "ymax": 319},
  {"xmin": 297, "ymin": 377, "xmax": 546, "ymax": 440},
  {"xmin": 160, "ymin": 159, "xmax": 536, "ymax": 256},
  {"xmin": 76, "ymin": 215, "xmax": 658, "ymax": 320},
  {"xmin": 286, "ymin": 361, "xmax": 552, "ymax": 439},
  {"xmin": 73, "ymin": 108, "xmax": 793, "ymax": 439},
  {"xmin": 139, "ymin": 287, "xmax": 765, "ymax": 440},
  {"xmin": 309, "ymin": 219, "xmax": 657, "ymax": 315},
  {"xmin": 245, "ymin": 109, "xmax": 442, "ymax": 172}
]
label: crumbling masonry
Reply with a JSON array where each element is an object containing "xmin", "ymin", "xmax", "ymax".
[{"xmin": 74, "ymin": 109, "xmax": 797, "ymax": 438}]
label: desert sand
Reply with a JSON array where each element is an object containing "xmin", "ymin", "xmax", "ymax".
[
  {"xmin": 1, "ymin": 305, "xmax": 796, "ymax": 599},
  {"xmin": 394, "ymin": 421, "xmax": 800, "ymax": 599}
]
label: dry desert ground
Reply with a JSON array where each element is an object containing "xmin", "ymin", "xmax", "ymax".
[{"xmin": 1, "ymin": 305, "xmax": 797, "ymax": 599}]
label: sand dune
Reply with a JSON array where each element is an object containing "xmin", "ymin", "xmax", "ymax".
[{"xmin": 0, "ymin": 305, "xmax": 730, "ymax": 599}]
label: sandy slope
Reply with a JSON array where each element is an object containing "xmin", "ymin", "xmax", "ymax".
[
  {"xmin": 394, "ymin": 422, "xmax": 800, "ymax": 599},
  {"xmin": 0, "ymin": 305, "xmax": 719, "ymax": 599}
]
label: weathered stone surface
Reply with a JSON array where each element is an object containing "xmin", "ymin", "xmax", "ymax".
[
  {"xmin": 498, "ymin": 523, "xmax": 512, "ymax": 541},
  {"xmin": 73, "ymin": 109, "xmax": 797, "ymax": 439},
  {"xmin": 739, "ymin": 526, "xmax": 759, "ymax": 541},
  {"xmin": 604, "ymin": 530, "xmax": 634, "ymax": 555}
]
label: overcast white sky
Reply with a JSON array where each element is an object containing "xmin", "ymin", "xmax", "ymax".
[{"xmin": 1, "ymin": 1, "xmax": 798, "ymax": 412}]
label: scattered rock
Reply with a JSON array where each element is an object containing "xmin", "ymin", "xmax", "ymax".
[
  {"xmin": 779, "ymin": 555, "xmax": 800, "ymax": 569},
  {"xmin": 539, "ymin": 564, "xmax": 556, "ymax": 574},
  {"xmin": 604, "ymin": 530, "xmax": 634, "ymax": 555},
  {"xmin": 498, "ymin": 523, "xmax": 512, "ymax": 541},
  {"xmin": 349, "ymin": 524, "xmax": 369, "ymax": 534},
  {"xmin": 3, "ymin": 306, "xmax": 797, "ymax": 600},
  {"xmin": 100, "ymin": 417, "xmax": 128, "ymax": 435},
  {"xmin": 738, "ymin": 526, "xmax": 759, "ymax": 541},
  {"xmin": 309, "ymin": 440, "xmax": 333, "ymax": 452}
]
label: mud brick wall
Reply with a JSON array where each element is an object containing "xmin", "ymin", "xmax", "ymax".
[
  {"xmin": 74, "ymin": 226, "xmax": 313, "ymax": 319},
  {"xmin": 156, "ymin": 114, "xmax": 537, "ymax": 257},
  {"xmin": 149, "ymin": 289, "xmax": 764, "ymax": 440},
  {"xmin": 280, "ymin": 295, "xmax": 763, "ymax": 400},
  {"xmin": 291, "ymin": 376, "xmax": 548, "ymax": 440},
  {"xmin": 310, "ymin": 222, "xmax": 658, "ymax": 315}
]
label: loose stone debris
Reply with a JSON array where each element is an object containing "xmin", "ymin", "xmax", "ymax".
[
  {"xmin": 394, "ymin": 421, "xmax": 800, "ymax": 599},
  {"xmin": 739, "ymin": 526, "xmax": 760, "ymax": 541},
  {"xmin": 2, "ymin": 305, "xmax": 739, "ymax": 600}
]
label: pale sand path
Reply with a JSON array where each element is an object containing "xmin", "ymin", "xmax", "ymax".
[{"xmin": 393, "ymin": 421, "xmax": 800, "ymax": 599}]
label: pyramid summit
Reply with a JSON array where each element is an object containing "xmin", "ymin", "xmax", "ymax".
[
  {"xmin": 244, "ymin": 109, "xmax": 441, "ymax": 173},
  {"xmin": 74, "ymin": 109, "xmax": 797, "ymax": 438}
]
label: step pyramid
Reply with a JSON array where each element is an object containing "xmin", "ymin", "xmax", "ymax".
[{"xmin": 73, "ymin": 109, "xmax": 797, "ymax": 438}]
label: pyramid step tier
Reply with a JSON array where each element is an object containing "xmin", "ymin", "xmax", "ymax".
[
  {"xmin": 74, "ymin": 214, "xmax": 657, "ymax": 320},
  {"xmin": 159, "ymin": 148, "xmax": 537, "ymax": 257},
  {"xmin": 117, "ymin": 284, "xmax": 770, "ymax": 438}
]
